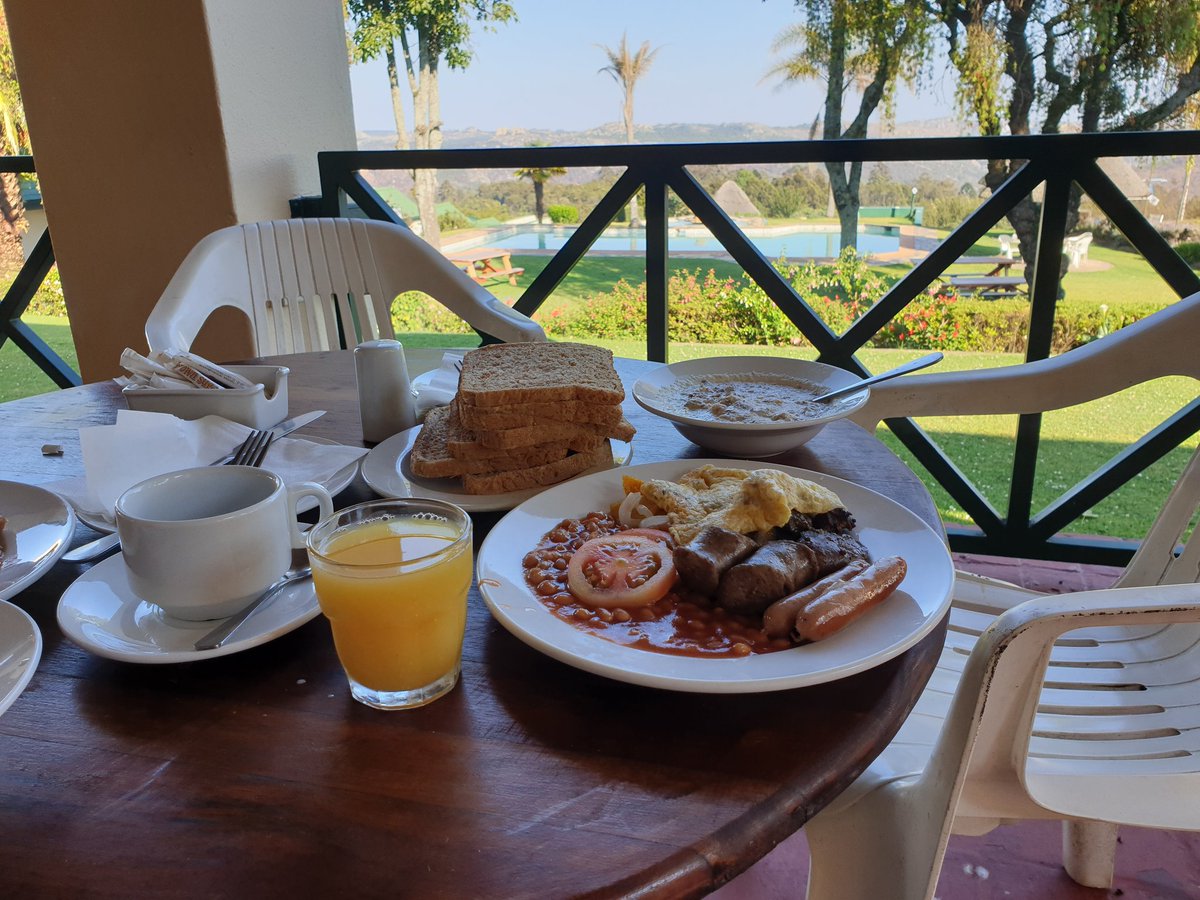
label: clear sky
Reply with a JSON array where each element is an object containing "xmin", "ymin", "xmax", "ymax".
[{"xmin": 348, "ymin": 0, "xmax": 958, "ymax": 134}]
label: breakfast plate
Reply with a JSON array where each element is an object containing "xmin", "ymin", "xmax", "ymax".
[
  {"xmin": 56, "ymin": 552, "xmax": 321, "ymax": 664},
  {"xmin": 362, "ymin": 423, "xmax": 634, "ymax": 513},
  {"xmin": 0, "ymin": 599, "xmax": 41, "ymax": 717},
  {"xmin": 69, "ymin": 436, "xmax": 361, "ymax": 535},
  {"xmin": 476, "ymin": 458, "xmax": 954, "ymax": 693},
  {"xmin": 632, "ymin": 357, "xmax": 870, "ymax": 457},
  {"xmin": 0, "ymin": 481, "xmax": 76, "ymax": 602}
]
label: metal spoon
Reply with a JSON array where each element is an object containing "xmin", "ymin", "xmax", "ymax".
[
  {"xmin": 193, "ymin": 565, "xmax": 312, "ymax": 651},
  {"xmin": 814, "ymin": 352, "xmax": 944, "ymax": 403}
]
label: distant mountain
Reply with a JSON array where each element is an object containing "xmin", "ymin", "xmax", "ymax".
[{"xmin": 357, "ymin": 118, "xmax": 994, "ymax": 192}]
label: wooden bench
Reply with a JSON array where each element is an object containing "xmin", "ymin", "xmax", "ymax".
[
  {"xmin": 447, "ymin": 247, "xmax": 525, "ymax": 286},
  {"xmin": 945, "ymin": 274, "xmax": 1026, "ymax": 298}
]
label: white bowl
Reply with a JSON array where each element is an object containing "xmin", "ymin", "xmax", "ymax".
[{"xmin": 632, "ymin": 357, "xmax": 869, "ymax": 458}]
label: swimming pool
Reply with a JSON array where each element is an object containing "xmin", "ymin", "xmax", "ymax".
[{"xmin": 466, "ymin": 225, "xmax": 901, "ymax": 258}]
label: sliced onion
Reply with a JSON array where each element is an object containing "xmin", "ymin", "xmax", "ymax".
[
  {"xmin": 638, "ymin": 515, "xmax": 669, "ymax": 528},
  {"xmin": 618, "ymin": 491, "xmax": 642, "ymax": 527}
]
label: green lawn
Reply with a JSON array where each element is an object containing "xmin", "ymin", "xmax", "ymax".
[{"xmin": 0, "ymin": 315, "xmax": 79, "ymax": 402}]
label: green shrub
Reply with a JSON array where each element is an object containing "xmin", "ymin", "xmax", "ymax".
[
  {"xmin": 390, "ymin": 291, "xmax": 474, "ymax": 334},
  {"xmin": 547, "ymin": 204, "xmax": 579, "ymax": 224},
  {"xmin": 923, "ymin": 195, "xmax": 980, "ymax": 229},
  {"xmin": 19, "ymin": 267, "xmax": 67, "ymax": 317},
  {"xmin": 438, "ymin": 209, "xmax": 471, "ymax": 232},
  {"xmin": 1175, "ymin": 242, "xmax": 1200, "ymax": 266}
]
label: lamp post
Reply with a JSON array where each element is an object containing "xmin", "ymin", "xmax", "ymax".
[{"xmin": 909, "ymin": 187, "xmax": 918, "ymax": 222}]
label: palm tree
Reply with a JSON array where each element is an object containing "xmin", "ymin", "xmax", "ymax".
[
  {"xmin": 514, "ymin": 144, "xmax": 566, "ymax": 224},
  {"xmin": 598, "ymin": 32, "xmax": 660, "ymax": 227}
]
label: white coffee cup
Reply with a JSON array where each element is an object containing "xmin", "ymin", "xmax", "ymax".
[{"xmin": 115, "ymin": 466, "xmax": 334, "ymax": 621}]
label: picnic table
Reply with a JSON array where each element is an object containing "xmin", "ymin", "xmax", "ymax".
[
  {"xmin": 945, "ymin": 274, "xmax": 1026, "ymax": 298},
  {"xmin": 949, "ymin": 255, "xmax": 1021, "ymax": 276},
  {"xmin": 446, "ymin": 246, "xmax": 525, "ymax": 286}
]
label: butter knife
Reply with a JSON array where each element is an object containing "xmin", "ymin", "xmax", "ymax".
[{"xmin": 62, "ymin": 410, "xmax": 328, "ymax": 563}]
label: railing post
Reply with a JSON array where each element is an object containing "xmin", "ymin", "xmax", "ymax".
[{"xmin": 644, "ymin": 171, "xmax": 668, "ymax": 363}]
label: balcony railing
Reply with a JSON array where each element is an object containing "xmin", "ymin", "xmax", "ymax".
[
  {"xmin": 314, "ymin": 131, "xmax": 1200, "ymax": 566},
  {"xmin": 0, "ymin": 155, "xmax": 75, "ymax": 387}
]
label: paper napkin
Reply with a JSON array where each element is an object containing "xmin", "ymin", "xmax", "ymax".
[
  {"xmin": 413, "ymin": 349, "xmax": 466, "ymax": 414},
  {"xmin": 47, "ymin": 409, "xmax": 367, "ymax": 523}
]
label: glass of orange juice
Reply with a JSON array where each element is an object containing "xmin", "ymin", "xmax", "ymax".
[{"xmin": 306, "ymin": 498, "xmax": 472, "ymax": 710}]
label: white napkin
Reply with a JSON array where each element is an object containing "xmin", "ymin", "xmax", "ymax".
[
  {"xmin": 414, "ymin": 349, "xmax": 466, "ymax": 413},
  {"xmin": 46, "ymin": 409, "xmax": 367, "ymax": 524}
]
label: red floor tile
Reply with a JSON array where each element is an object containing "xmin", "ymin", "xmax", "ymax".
[{"xmin": 713, "ymin": 555, "xmax": 1200, "ymax": 899}]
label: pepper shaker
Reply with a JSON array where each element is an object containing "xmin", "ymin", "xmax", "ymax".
[{"xmin": 355, "ymin": 339, "xmax": 417, "ymax": 444}]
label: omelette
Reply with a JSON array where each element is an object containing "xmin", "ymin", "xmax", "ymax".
[{"xmin": 638, "ymin": 465, "xmax": 844, "ymax": 545}]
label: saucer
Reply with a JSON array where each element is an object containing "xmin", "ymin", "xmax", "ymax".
[
  {"xmin": 0, "ymin": 599, "xmax": 41, "ymax": 717},
  {"xmin": 0, "ymin": 481, "xmax": 76, "ymax": 601},
  {"xmin": 57, "ymin": 552, "xmax": 321, "ymax": 664}
]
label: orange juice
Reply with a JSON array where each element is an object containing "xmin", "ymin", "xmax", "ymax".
[{"xmin": 308, "ymin": 505, "xmax": 472, "ymax": 706}]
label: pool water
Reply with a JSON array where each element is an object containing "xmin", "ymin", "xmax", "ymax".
[{"xmin": 480, "ymin": 225, "xmax": 900, "ymax": 258}]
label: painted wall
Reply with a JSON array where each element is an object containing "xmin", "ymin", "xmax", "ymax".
[{"xmin": 5, "ymin": 0, "xmax": 356, "ymax": 379}]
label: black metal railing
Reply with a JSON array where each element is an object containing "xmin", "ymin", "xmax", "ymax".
[
  {"xmin": 0, "ymin": 155, "xmax": 75, "ymax": 387},
  {"xmin": 314, "ymin": 132, "xmax": 1200, "ymax": 565}
]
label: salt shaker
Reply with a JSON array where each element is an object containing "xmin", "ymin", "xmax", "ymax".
[{"xmin": 355, "ymin": 339, "xmax": 417, "ymax": 444}]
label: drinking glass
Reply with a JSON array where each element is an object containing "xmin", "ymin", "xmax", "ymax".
[{"xmin": 306, "ymin": 498, "xmax": 472, "ymax": 710}]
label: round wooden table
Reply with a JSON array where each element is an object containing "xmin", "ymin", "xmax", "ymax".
[{"xmin": 0, "ymin": 349, "xmax": 947, "ymax": 898}]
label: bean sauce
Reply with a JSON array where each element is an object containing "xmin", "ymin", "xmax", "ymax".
[{"xmin": 523, "ymin": 512, "xmax": 791, "ymax": 658}]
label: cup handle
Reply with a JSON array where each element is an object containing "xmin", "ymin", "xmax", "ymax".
[{"xmin": 286, "ymin": 482, "xmax": 334, "ymax": 548}]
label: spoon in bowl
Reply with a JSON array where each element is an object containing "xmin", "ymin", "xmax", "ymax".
[{"xmin": 814, "ymin": 352, "xmax": 944, "ymax": 404}]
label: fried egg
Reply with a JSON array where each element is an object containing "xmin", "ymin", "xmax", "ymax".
[{"xmin": 638, "ymin": 465, "xmax": 843, "ymax": 544}]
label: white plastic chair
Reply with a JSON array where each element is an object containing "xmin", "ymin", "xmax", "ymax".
[
  {"xmin": 144, "ymin": 218, "xmax": 544, "ymax": 355},
  {"xmin": 997, "ymin": 233, "xmax": 1016, "ymax": 259},
  {"xmin": 802, "ymin": 290, "xmax": 1200, "ymax": 899},
  {"xmin": 1064, "ymin": 231, "xmax": 1094, "ymax": 270}
]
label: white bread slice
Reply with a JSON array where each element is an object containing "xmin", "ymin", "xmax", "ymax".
[
  {"xmin": 475, "ymin": 415, "xmax": 636, "ymax": 451},
  {"xmin": 457, "ymin": 341, "xmax": 624, "ymax": 407},
  {"xmin": 454, "ymin": 397, "xmax": 624, "ymax": 432},
  {"xmin": 411, "ymin": 406, "xmax": 568, "ymax": 477},
  {"xmin": 461, "ymin": 440, "xmax": 614, "ymax": 495}
]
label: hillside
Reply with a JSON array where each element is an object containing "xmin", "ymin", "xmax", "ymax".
[{"xmin": 357, "ymin": 117, "xmax": 989, "ymax": 191}]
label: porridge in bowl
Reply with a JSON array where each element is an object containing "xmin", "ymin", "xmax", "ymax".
[{"xmin": 657, "ymin": 373, "xmax": 859, "ymax": 424}]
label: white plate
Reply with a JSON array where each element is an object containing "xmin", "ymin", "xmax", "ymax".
[
  {"xmin": 0, "ymin": 481, "xmax": 76, "ymax": 602},
  {"xmin": 477, "ymin": 459, "xmax": 954, "ymax": 693},
  {"xmin": 632, "ymin": 357, "xmax": 870, "ymax": 457},
  {"xmin": 72, "ymin": 436, "xmax": 360, "ymax": 534},
  {"xmin": 0, "ymin": 600, "xmax": 41, "ymax": 717},
  {"xmin": 56, "ymin": 552, "xmax": 321, "ymax": 664},
  {"xmin": 361, "ymin": 424, "xmax": 634, "ymax": 513}
]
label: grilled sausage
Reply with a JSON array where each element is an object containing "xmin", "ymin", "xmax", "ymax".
[
  {"xmin": 675, "ymin": 526, "xmax": 760, "ymax": 596},
  {"xmin": 716, "ymin": 540, "xmax": 818, "ymax": 615},
  {"xmin": 793, "ymin": 556, "xmax": 907, "ymax": 643},
  {"xmin": 761, "ymin": 560, "xmax": 869, "ymax": 639}
]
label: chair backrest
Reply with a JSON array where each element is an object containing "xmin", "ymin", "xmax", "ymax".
[
  {"xmin": 849, "ymin": 288, "xmax": 1200, "ymax": 430},
  {"xmin": 998, "ymin": 234, "xmax": 1015, "ymax": 258},
  {"xmin": 145, "ymin": 218, "xmax": 544, "ymax": 355}
]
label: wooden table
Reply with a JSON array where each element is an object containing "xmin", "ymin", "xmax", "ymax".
[
  {"xmin": 447, "ymin": 247, "xmax": 525, "ymax": 286},
  {"xmin": 948, "ymin": 255, "xmax": 1020, "ymax": 277},
  {"xmin": 0, "ymin": 350, "xmax": 947, "ymax": 898}
]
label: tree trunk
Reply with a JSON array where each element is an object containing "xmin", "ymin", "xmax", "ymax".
[
  {"xmin": 1179, "ymin": 155, "xmax": 1195, "ymax": 223},
  {"xmin": 534, "ymin": 181, "xmax": 545, "ymax": 224},
  {"xmin": 412, "ymin": 26, "xmax": 441, "ymax": 249},
  {"xmin": 0, "ymin": 171, "xmax": 25, "ymax": 275},
  {"xmin": 826, "ymin": 161, "xmax": 860, "ymax": 253},
  {"xmin": 624, "ymin": 96, "xmax": 639, "ymax": 227},
  {"xmin": 385, "ymin": 45, "xmax": 409, "ymax": 150}
]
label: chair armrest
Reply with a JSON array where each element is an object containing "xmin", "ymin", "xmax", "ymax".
[{"xmin": 921, "ymin": 583, "xmax": 1200, "ymax": 827}]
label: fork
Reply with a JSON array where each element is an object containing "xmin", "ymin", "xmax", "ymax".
[{"xmin": 62, "ymin": 429, "xmax": 274, "ymax": 563}]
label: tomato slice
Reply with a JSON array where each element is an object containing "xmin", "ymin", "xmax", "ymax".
[
  {"xmin": 567, "ymin": 533, "xmax": 677, "ymax": 609},
  {"xmin": 619, "ymin": 527, "xmax": 674, "ymax": 547}
]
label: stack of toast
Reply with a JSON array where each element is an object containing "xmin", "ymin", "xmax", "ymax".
[{"xmin": 411, "ymin": 342, "xmax": 635, "ymax": 494}]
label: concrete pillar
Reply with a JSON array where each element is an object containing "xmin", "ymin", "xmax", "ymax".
[{"xmin": 5, "ymin": 0, "xmax": 356, "ymax": 379}]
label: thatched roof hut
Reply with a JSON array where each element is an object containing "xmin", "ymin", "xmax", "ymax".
[{"xmin": 713, "ymin": 180, "xmax": 761, "ymax": 218}]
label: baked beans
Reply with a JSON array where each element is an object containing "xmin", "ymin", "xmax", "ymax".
[{"xmin": 522, "ymin": 512, "xmax": 788, "ymax": 658}]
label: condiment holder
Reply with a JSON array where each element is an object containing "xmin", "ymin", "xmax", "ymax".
[{"xmin": 123, "ymin": 365, "xmax": 289, "ymax": 429}]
